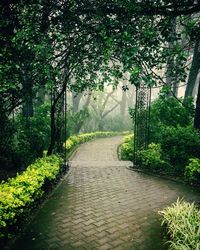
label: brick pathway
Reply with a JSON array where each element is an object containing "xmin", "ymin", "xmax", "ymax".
[{"xmin": 11, "ymin": 136, "xmax": 200, "ymax": 250}]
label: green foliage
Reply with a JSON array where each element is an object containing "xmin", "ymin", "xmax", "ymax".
[
  {"xmin": 0, "ymin": 155, "xmax": 62, "ymax": 238},
  {"xmin": 136, "ymin": 143, "xmax": 169, "ymax": 171},
  {"xmin": 120, "ymin": 134, "xmax": 134, "ymax": 160},
  {"xmin": 159, "ymin": 199, "xmax": 200, "ymax": 250},
  {"xmin": 150, "ymin": 96, "xmax": 194, "ymax": 142},
  {"xmin": 185, "ymin": 158, "xmax": 200, "ymax": 183},
  {"xmin": 138, "ymin": 95, "xmax": 200, "ymax": 175},
  {"xmin": 0, "ymin": 110, "xmax": 16, "ymax": 169},
  {"xmin": 127, "ymin": 96, "xmax": 200, "ymax": 176},
  {"xmin": 158, "ymin": 126, "xmax": 200, "ymax": 174},
  {"xmin": 65, "ymin": 131, "xmax": 119, "ymax": 152},
  {"xmin": 12, "ymin": 104, "xmax": 51, "ymax": 168}
]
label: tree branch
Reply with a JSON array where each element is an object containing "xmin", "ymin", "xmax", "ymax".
[{"xmin": 102, "ymin": 102, "xmax": 120, "ymax": 118}]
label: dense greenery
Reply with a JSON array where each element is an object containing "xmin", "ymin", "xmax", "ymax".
[
  {"xmin": 0, "ymin": 155, "xmax": 62, "ymax": 239},
  {"xmin": 120, "ymin": 134, "xmax": 134, "ymax": 160},
  {"xmin": 1, "ymin": 1, "xmax": 200, "ymax": 172},
  {"xmin": 159, "ymin": 199, "xmax": 200, "ymax": 250},
  {"xmin": 136, "ymin": 143, "xmax": 170, "ymax": 172},
  {"xmin": 1, "ymin": 1, "xmax": 200, "ymax": 248},
  {"xmin": 0, "ymin": 130, "xmax": 123, "ymax": 240},
  {"xmin": 185, "ymin": 158, "xmax": 200, "ymax": 184},
  {"xmin": 150, "ymin": 96, "xmax": 194, "ymax": 140},
  {"xmin": 157, "ymin": 126, "xmax": 200, "ymax": 174},
  {"xmin": 121, "ymin": 95, "xmax": 200, "ymax": 178},
  {"xmin": 150, "ymin": 96, "xmax": 200, "ymax": 176},
  {"xmin": 0, "ymin": 104, "xmax": 51, "ymax": 170}
]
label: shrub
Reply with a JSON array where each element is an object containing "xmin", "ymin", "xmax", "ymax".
[
  {"xmin": 0, "ymin": 155, "xmax": 62, "ymax": 238},
  {"xmin": 150, "ymin": 96, "xmax": 194, "ymax": 129},
  {"xmin": 185, "ymin": 158, "xmax": 200, "ymax": 183},
  {"xmin": 124, "ymin": 134, "xmax": 134, "ymax": 143},
  {"xmin": 0, "ymin": 117, "xmax": 15, "ymax": 170},
  {"xmin": 159, "ymin": 199, "xmax": 200, "ymax": 250},
  {"xmin": 136, "ymin": 143, "xmax": 169, "ymax": 171},
  {"xmin": 120, "ymin": 142, "xmax": 133, "ymax": 160},
  {"xmin": 120, "ymin": 134, "xmax": 134, "ymax": 160},
  {"xmin": 11, "ymin": 103, "xmax": 51, "ymax": 168},
  {"xmin": 158, "ymin": 126, "xmax": 200, "ymax": 174}
]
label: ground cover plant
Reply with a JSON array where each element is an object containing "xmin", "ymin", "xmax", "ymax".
[{"xmin": 159, "ymin": 199, "xmax": 200, "ymax": 250}]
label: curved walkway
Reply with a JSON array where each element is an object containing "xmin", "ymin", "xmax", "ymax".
[{"xmin": 12, "ymin": 136, "xmax": 200, "ymax": 250}]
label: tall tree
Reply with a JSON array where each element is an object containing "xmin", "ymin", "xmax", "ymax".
[
  {"xmin": 194, "ymin": 79, "xmax": 200, "ymax": 130},
  {"xmin": 184, "ymin": 40, "xmax": 200, "ymax": 99}
]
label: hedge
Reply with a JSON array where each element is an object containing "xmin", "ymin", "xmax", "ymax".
[
  {"xmin": 0, "ymin": 154, "xmax": 62, "ymax": 238},
  {"xmin": 159, "ymin": 199, "xmax": 200, "ymax": 250},
  {"xmin": 0, "ymin": 131, "xmax": 126, "ymax": 240}
]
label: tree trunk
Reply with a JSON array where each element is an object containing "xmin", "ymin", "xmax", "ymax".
[
  {"xmin": 72, "ymin": 92, "xmax": 82, "ymax": 113},
  {"xmin": 36, "ymin": 86, "xmax": 45, "ymax": 107},
  {"xmin": 47, "ymin": 68, "xmax": 69, "ymax": 156},
  {"xmin": 73, "ymin": 92, "xmax": 91, "ymax": 133},
  {"xmin": 47, "ymin": 101, "xmax": 57, "ymax": 155},
  {"xmin": 120, "ymin": 87, "xmax": 127, "ymax": 116},
  {"xmin": 22, "ymin": 75, "xmax": 34, "ymax": 117},
  {"xmin": 98, "ymin": 119, "xmax": 104, "ymax": 131},
  {"xmin": 172, "ymin": 82, "xmax": 178, "ymax": 97},
  {"xmin": 194, "ymin": 79, "xmax": 200, "ymax": 130},
  {"xmin": 165, "ymin": 17, "xmax": 176, "ymax": 96},
  {"xmin": 184, "ymin": 40, "xmax": 200, "ymax": 99}
]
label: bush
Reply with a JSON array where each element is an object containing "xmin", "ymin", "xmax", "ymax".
[
  {"xmin": 185, "ymin": 158, "xmax": 200, "ymax": 183},
  {"xmin": 159, "ymin": 199, "xmax": 200, "ymax": 250},
  {"xmin": 158, "ymin": 126, "xmax": 200, "ymax": 174},
  {"xmin": 120, "ymin": 134, "xmax": 134, "ymax": 160},
  {"xmin": 65, "ymin": 131, "xmax": 119, "ymax": 152},
  {"xmin": 0, "ymin": 113, "xmax": 15, "ymax": 169},
  {"xmin": 0, "ymin": 155, "xmax": 62, "ymax": 238},
  {"xmin": 136, "ymin": 143, "xmax": 169, "ymax": 171},
  {"xmin": 150, "ymin": 96, "xmax": 194, "ymax": 129},
  {"xmin": 11, "ymin": 103, "xmax": 51, "ymax": 169}
]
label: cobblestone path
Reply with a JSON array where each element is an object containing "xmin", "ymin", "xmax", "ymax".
[{"xmin": 12, "ymin": 136, "xmax": 200, "ymax": 250}]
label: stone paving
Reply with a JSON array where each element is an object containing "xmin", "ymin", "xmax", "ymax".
[{"xmin": 11, "ymin": 136, "xmax": 200, "ymax": 250}]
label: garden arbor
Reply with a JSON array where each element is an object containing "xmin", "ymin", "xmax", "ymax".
[
  {"xmin": 44, "ymin": 0, "xmax": 200, "ymax": 159},
  {"xmin": 133, "ymin": 83, "xmax": 152, "ymax": 164},
  {"xmin": 1, "ymin": 0, "xmax": 200, "ymax": 169}
]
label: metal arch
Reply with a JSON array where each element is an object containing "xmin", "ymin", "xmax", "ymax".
[
  {"xmin": 50, "ymin": 82, "xmax": 68, "ymax": 167},
  {"xmin": 64, "ymin": 87, "xmax": 67, "ymax": 165},
  {"xmin": 133, "ymin": 82, "xmax": 151, "ymax": 165}
]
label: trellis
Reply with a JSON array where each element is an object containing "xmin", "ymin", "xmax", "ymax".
[
  {"xmin": 133, "ymin": 82, "xmax": 151, "ymax": 165},
  {"xmin": 50, "ymin": 83, "xmax": 68, "ymax": 167}
]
